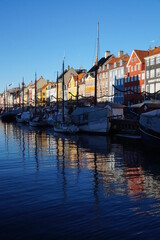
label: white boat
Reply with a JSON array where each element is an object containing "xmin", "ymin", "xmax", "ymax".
[
  {"xmin": 54, "ymin": 122, "xmax": 79, "ymax": 134},
  {"xmin": 29, "ymin": 115, "xmax": 47, "ymax": 127},
  {"xmin": 139, "ymin": 109, "xmax": 160, "ymax": 147},
  {"xmin": 71, "ymin": 106, "xmax": 111, "ymax": 134},
  {"xmin": 16, "ymin": 111, "xmax": 31, "ymax": 123}
]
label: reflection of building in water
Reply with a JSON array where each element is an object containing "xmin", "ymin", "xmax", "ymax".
[{"xmin": 2, "ymin": 121, "xmax": 160, "ymax": 202}]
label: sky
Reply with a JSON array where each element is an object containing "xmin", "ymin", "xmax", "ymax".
[{"xmin": 0, "ymin": 0, "xmax": 160, "ymax": 92}]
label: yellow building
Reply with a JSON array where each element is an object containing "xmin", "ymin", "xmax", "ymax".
[
  {"xmin": 68, "ymin": 76, "xmax": 77, "ymax": 100},
  {"xmin": 85, "ymin": 74, "xmax": 95, "ymax": 98},
  {"xmin": 41, "ymin": 82, "xmax": 53, "ymax": 106}
]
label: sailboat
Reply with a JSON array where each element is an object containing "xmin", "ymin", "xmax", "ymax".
[
  {"xmin": 54, "ymin": 58, "xmax": 79, "ymax": 134},
  {"xmin": 71, "ymin": 22, "xmax": 111, "ymax": 134},
  {"xmin": 29, "ymin": 72, "xmax": 47, "ymax": 127}
]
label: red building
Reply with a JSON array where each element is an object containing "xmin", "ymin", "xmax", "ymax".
[{"xmin": 124, "ymin": 50, "xmax": 149, "ymax": 106}]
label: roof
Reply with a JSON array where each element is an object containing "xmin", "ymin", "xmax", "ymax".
[
  {"xmin": 88, "ymin": 55, "xmax": 112, "ymax": 73},
  {"xmin": 107, "ymin": 54, "xmax": 129, "ymax": 69},
  {"xmin": 148, "ymin": 46, "xmax": 160, "ymax": 57},
  {"xmin": 134, "ymin": 50, "xmax": 149, "ymax": 64}
]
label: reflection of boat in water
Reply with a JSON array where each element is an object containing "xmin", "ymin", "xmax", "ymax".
[{"xmin": 139, "ymin": 109, "xmax": 160, "ymax": 149}]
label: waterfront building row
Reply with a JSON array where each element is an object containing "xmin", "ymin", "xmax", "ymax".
[{"xmin": 0, "ymin": 46, "xmax": 160, "ymax": 109}]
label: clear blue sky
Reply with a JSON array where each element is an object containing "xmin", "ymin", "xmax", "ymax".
[{"xmin": 0, "ymin": 0, "xmax": 160, "ymax": 92}]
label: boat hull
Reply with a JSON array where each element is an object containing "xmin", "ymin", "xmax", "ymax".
[
  {"xmin": 139, "ymin": 125, "xmax": 160, "ymax": 147},
  {"xmin": 79, "ymin": 118, "xmax": 109, "ymax": 134}
]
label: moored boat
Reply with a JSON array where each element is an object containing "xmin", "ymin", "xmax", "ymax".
[{"xmin": 139, "ymin": 109, "xmax": 160, "ymax": 148}]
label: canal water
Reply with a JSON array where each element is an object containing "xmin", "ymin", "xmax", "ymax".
[{"xmin": 0, "ymin": 121, "xmax": 160, "ymax": 240}]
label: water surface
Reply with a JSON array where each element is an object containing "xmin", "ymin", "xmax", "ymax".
[{"xmin": 0, "ymin": 121, "xmax": 160, "ymax": 240}]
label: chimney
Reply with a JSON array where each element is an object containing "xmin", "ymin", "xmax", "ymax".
[
  {"xmin": 105, "ymin": 51, "xmax": 111, "ymax": 58},
  {"xmin": 118, "ymin": 50, "xmax": 124, "ymax": 58}
]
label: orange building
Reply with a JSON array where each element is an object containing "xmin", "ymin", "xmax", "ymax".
[{"xmin": 125, "ymin": 50, "xmax": 149, "ymax": 105}]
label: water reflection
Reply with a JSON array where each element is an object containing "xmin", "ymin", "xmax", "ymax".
[
  {"xmin": 1, "ymin": 121, "xmax": 160, "ymax": 239},
  {"xmin": 1, "ymin": 121, "xmax": 160, "ymax": 201}
]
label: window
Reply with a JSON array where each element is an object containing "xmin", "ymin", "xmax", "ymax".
[
  {"xmin": 121, "ymin": 78, "xmax": 124, "ymax": 85},
  {"xmin": 142, "ymin": 73, "xmax": 145, "ymax": 79},
  {"xmin": 125, "ymin": 77, "xmax": 127, "ymax": 83},
  {"xmin": 121, "ymin": 68, "xmax": 124, "ymax": 75},
  {"xmin": 120, "ymin": 60, "xmax": 122, "ymax": 66},
  {"xmin": 131, "ymin": 86, "xmax": 133, "ymax": 94},
  {"xmin": 142, "ymin": 85, "xmax": 145, "ymax": 92},
  {"xmin": 107, "ymin": 64, "xmax": 109, "ymax": 69},
  {"xmin": 134, "ymin": 75, "xmax": 137, "ymax": 81},
  {"xmin": 110, "ymin": 72, "xmax": 112, "ymax": 77},
  {"xmin": 135, "ymin": 57, "xmax": 137, "ymax": 61},
  {"xmin": 138, "ymin": 85, "xmax": 141, "ymax": 93},
  {"xmin": 156, "ymin": 83, "xmax": 160, "ymax": 91},
  {"xmin": 134, "ymin": 65, "xmax": 137, "ymax": 71},
  {"xmin": 131, "ymin": 58, "xmax": 133, "ymax": 62},
  {"xmin": 146, "ymin": 85, "xmax": 149, "ymax": 92},
  {"xmin": 125, "ymin": 87, "xmax": 127, "ymax": 94},
  {"xmin": 114, "ymin": 62, "xmax": 116, "ymax": 68},
  {"xmin": 118, "ymin": 69, "xmax": 120, "ymax": 76},
  {"xmin": 128, "ymin": 76, "xmax": 130, "ymax": 82},
  {"xmin": 146, "ymin": 71, "xmax": 149, "ymax": 79},
  {"xmin": 150, "ymin": 58, "xmax": 155, "ymax": 65},
  {"xmin": 146, "ymin": 59, "xmax": 149, "ymax": 66},
  {"xmin": 100, "ymin": 74, "xmax": 102, "ymax": 79},
  {"xmin": 131, "ymin": 76, "xmax": 133, "ymax": 81},
  {"xmin": 156, "ymin": 57, "xmax": 160, "ymax": 64},
  {"xmin": 150, "ymin": 69, "xmax": 155, "ymax": 78},
  {"xmin": 131, "ymin": 66, "xmax": 133, "ymax": 72},
  {"xmin": 103, "ymin": 65, "xmax": 105, "ymax": 71},
  {"xmin": 150, "ymin": 84, "xmax": 154, "ymax": 93},
  {"xmin": 128, "ymin": 66, "xmax": 130, "ymax": 72},
  {"xmin": 138, "ymin": 64, "xmax": 141, "ymax": 70},
  {"xmin": 138, "ymin": 74, "xmax": 141, "ymax": 80},
  {"xmin": 134, "ymin": 86, "xmax": 137, "ymax": 92},
  {"xmin": 156, "ymin": 68, "xmax": 160, "ymax": 77},
  {"xmin": 103, "ymin": 72, "xmax": 105, "ymax": 78}
]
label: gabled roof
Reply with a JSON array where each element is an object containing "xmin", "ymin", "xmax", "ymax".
[
  {"xmin": 134, "ymin": 50, "xmax": 149, "ymax": 64},
  {"xmin": 88, "ymin": 55, "xmax": 112, "ymax": 73}
]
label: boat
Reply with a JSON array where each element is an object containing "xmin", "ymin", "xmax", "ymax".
[
  {"xmin": 1, "ymin": 109, "xmax": 19, "ymax": 122},
  {"xmin": 54, "ymin": 58, "xmax": 79, "ymax": 134},
  {"xmin": 71, "ymin": 22, "xmax": 111, "ymax": 134},
  {"xmin": 54, "ymin": 121, "xmax": 79, "ymax": 133},
  {"xmin": 29, "ymin": 115, "xmax": 47, "ymax": 127},
  {"xmin": 71, "ymin": 106, "xmax": 111, "ymax": 134},
  {"xmin": 16, "ymin": 111, "xmax": 31, "ymax": 123},
  {"xmin": 139, "ymin": 109, "xmax": 160, "ymax": 148}
]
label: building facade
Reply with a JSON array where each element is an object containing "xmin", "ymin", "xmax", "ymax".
[
  {"xmin": 145, "ymin": 46, "xmax": 160, "ymax": 99},
  {"xmin": 124, "ymin": 50, "xmax": 148, "ymax": 106}
]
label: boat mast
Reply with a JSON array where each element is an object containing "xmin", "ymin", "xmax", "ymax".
[
  {"xmin": 56, "ymin": 71, "xmax": 59, "ymax": 112},
  {"xmin": 22, "ymin": 77, "xmax": 24, "ymax": 111},
  {"xmin": 3, "ymin": 89, "xmax": 5, "ymax": 111},
  {"xmin": 94, "ymin": 22, "xmax": 99, "ymax": 106},
  {"xmin": 35, "ymin": 72, "xmax": 37, "ymax": 113},
  {"xmin": 76, "ymin": 77, "xmax": 79, "ymax": 107},
  {"xmin": 62, "ymin": 58, "xmax": 65, "ymax": 123}
]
